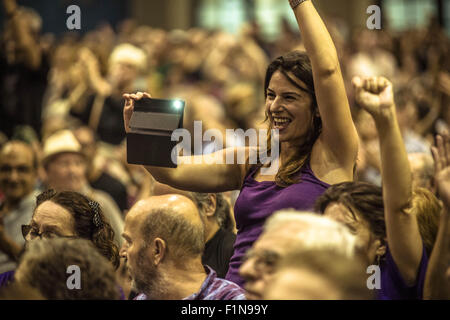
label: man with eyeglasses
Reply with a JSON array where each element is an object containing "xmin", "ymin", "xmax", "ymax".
[
  {"xmin": 0, "ymin": 141, "xmax": 40, "ymax": 275},
  {"xmin": 239, "ymin": 210, "xmax": 358, "ymax": 300}
]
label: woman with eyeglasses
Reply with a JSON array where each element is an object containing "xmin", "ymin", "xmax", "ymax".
[{"xmin": 0, "ymin": 189, "xmax": 124, "ymax": 297}]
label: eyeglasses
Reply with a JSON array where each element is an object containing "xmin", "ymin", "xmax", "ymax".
[
  {"xmin": 0, "ymin": 165, "xmax": 33, "ymax": 174},
  {"xmin": 21, "ymin": 224, "xmax": 77, "ymax": 241},
  {"xmin": 242, "ymin": 249, "xmax": 280, "ymax": 275}
]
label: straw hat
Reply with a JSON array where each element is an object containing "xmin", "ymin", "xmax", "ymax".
[{"xmin": 42, "ymin": 130, "xmax": 83, "ymax": 165}]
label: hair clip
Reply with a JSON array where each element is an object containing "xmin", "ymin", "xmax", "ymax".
[{"xmin": 88, "ymin": 200, "xmax": 103, "ymax": 228}]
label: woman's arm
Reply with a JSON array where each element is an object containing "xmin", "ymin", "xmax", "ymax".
[
  {"xmin": 424, "ymin": 134, "xmax": 450, "ymax": 299},
  {"xmin": 353, "ymin": 76, "xmax": 422, "ymax": 285},
  {"xmin": 290, "ymin": 0, "xmax": 358, "ymax": 167},
  {"xmin": 123, "ymin": 92, "xmax": 250, "ymax": 193}
]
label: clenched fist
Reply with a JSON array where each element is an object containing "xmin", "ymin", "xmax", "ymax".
[{"xmin": 352, "ymin": 76, "xmax": 395, "ymax": 120}]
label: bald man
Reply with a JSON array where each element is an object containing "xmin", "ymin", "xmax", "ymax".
[
  {"xmin": 121, "ymin": 194, "xmax": 245, "ymax": 300},
  {"xmin": 0, "ymin": 141, "xmax": 40, "ymax": 274}
]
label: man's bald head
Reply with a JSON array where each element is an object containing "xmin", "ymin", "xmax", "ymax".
[
  {"xmin": 0, "ymin": 141, "xmax": 37, "ymax": 169},
  {"xmin": 126, "ymin": 194, "xmax": 205, "ymax": 261}
]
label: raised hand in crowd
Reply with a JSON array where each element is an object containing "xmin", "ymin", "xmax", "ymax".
[
  {"xmin": 353, "ymin": 76, "xmax": 424, "ymax": 286},
  {"xmin": 425, "ymin": 133, "xmax": 450, "ymax": 299}
]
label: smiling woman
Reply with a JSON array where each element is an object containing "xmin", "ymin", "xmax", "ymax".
[{"xmin": 123, "ymin": 0, "xmax": 358, "ymax": 288}]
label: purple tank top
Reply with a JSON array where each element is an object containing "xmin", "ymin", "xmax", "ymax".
[{"xmin": 225, "ymin": 162, "xmax": 330, "ymax": 286}]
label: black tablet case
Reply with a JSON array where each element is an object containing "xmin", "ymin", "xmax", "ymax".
[{"xmin": 126, "ymin": 98, "xmax": 185, "ymax": 168}]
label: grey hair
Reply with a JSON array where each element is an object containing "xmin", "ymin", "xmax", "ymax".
[
  {"xmin": 263, "ymin": 209, "xmax": 358, "ymax": 258},
  {"xmin": 141, "ymin": 207, "xmax": 205, "ymax": 261},
  {"xmin": 188, "ymin": 192, "xmax": 233, "ymax": 231}
]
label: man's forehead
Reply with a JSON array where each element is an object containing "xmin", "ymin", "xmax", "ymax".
[
  {"xmin": 0, "ymin": 145, "xmax": 33, "ymax": 164},
  {"xmin": 255, "ymin": 230, "xmax": 292, "ymax": 252}
]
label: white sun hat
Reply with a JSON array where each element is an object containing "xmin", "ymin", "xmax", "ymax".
[{"xmin": 42, "ymin": 130, "xmax": 83, "ymax": 165}]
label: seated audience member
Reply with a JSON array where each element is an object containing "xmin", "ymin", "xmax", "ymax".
[
  {"xmin": 151, "ymin": 181, "xmax": 237, "ymax": 278},
  {"xmin": 425, "ymin": 133, "xmax": 450, "ymax": 299},
  {"xmin": 239, "ymin": 210, "xmax": 357, "ymax": 300},
  {"xmin": 42, "ymin": 129, "xmax": 124, "ymax": 245},
  {"xmin": 13, "ymin": 238, "xmax": 120, "ymax": 299},
  {"xmin": 0, "ymin": 141, "xmax": 40, "ymax": 274},
  {"xmin": 189, "ymin": 192, "xmax": 236, "ymax": 278},
  {"xmin": 408, "ymin": 153, "xmax": 434, "ymax": 190},
  {"xmin": 73, "ymin": 126, "xmax": 128, "ymax": 213},
  {"xmin": 121, "ymin": 194, "xmax": 246, "ymax": 300},
  {"xmin": 263, "ymin": 249, "xmax": 372, "ymax": 300},
  {"xmin": 316, "ymin": 76, "xmax": 435, "ymax": 300},
  {"xmin": 0, "ymin": 189, "xmax": 120, "ymax": 289}
]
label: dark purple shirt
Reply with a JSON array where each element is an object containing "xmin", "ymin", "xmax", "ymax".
[
  {"xmin": 226, "ymin": 162, "xmax": 330, "ymax": 287},
  {"xmin": 134, "ymin": 266, "xmax": 246, "ymax": 300},
  {"xmin": 0, "ymin": 270, "xmax": 14, "ymax": 288},
  {"xmin": 378, "ymin": 245, "xmax": 428, "ymax": 300}
]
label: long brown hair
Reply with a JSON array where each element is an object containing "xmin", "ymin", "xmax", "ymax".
[{"xmin": 260, "ymin": 51, "xmax": 322, "ymax": 187}]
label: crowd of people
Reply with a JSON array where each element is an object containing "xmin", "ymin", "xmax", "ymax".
[{"xmin": 0, "ymin": 0, "xmax": 449, "ymax": 300}]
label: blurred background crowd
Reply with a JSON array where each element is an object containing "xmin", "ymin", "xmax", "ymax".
[
  {"xmin": 0, "ymin": 0, "xmax": 449, "ymax": 300},
  {"xmin": 1, "ymin": 0, "xmax": 449, "ymax": 210}
]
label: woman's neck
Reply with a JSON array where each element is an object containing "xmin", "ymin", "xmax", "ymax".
[{"xmin": 279, "ymin": 140, "xmax": 304, "ymax": 166}]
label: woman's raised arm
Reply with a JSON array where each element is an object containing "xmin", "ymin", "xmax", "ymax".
[
  {"xmin": 353, "ymin": 76, "xmax": 422, "ymax": 285},
  {"xmin": 290, "ymin": 0, "xmax": 358, "ymax": 167}
]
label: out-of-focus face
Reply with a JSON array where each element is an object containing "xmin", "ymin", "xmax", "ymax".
[
  {"xmin": 74, "ymin": 128, "xmax": 96, "ymax": 164},
  {"xmin": 396, "ymin": 101, "xmax": 418, "ymax": 131},
  {"xmin": 265, "ymin": 71, "xmax": 315, "ymax": 145},
  {"xmin": 263, "ymin": 267, "xmax": 340, "ymax": 300},
  {"xmin": 108, "ymin": 61, "xmax": 139, "ymax": 89},
  {"xmin": 24, "ymin": 201, "xmax": 76, "ymax": 242},
  {"xmin": 323, "ymin": 202, "xmax": 381, "ymax": 264},
  {"xmin": 408, "ymin": 153, "xmax": 433, "ymax": 190},
  {"xmin": 0, "ymin": 143, "xmax": 36, "ymax": 202},
  {"xmin": 239, "ymin": 225, "xmax": 299, "ymax": 300},
  {"xmin": 45, "ymin": 153, "xmax": 86, "ymax": 192}
]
